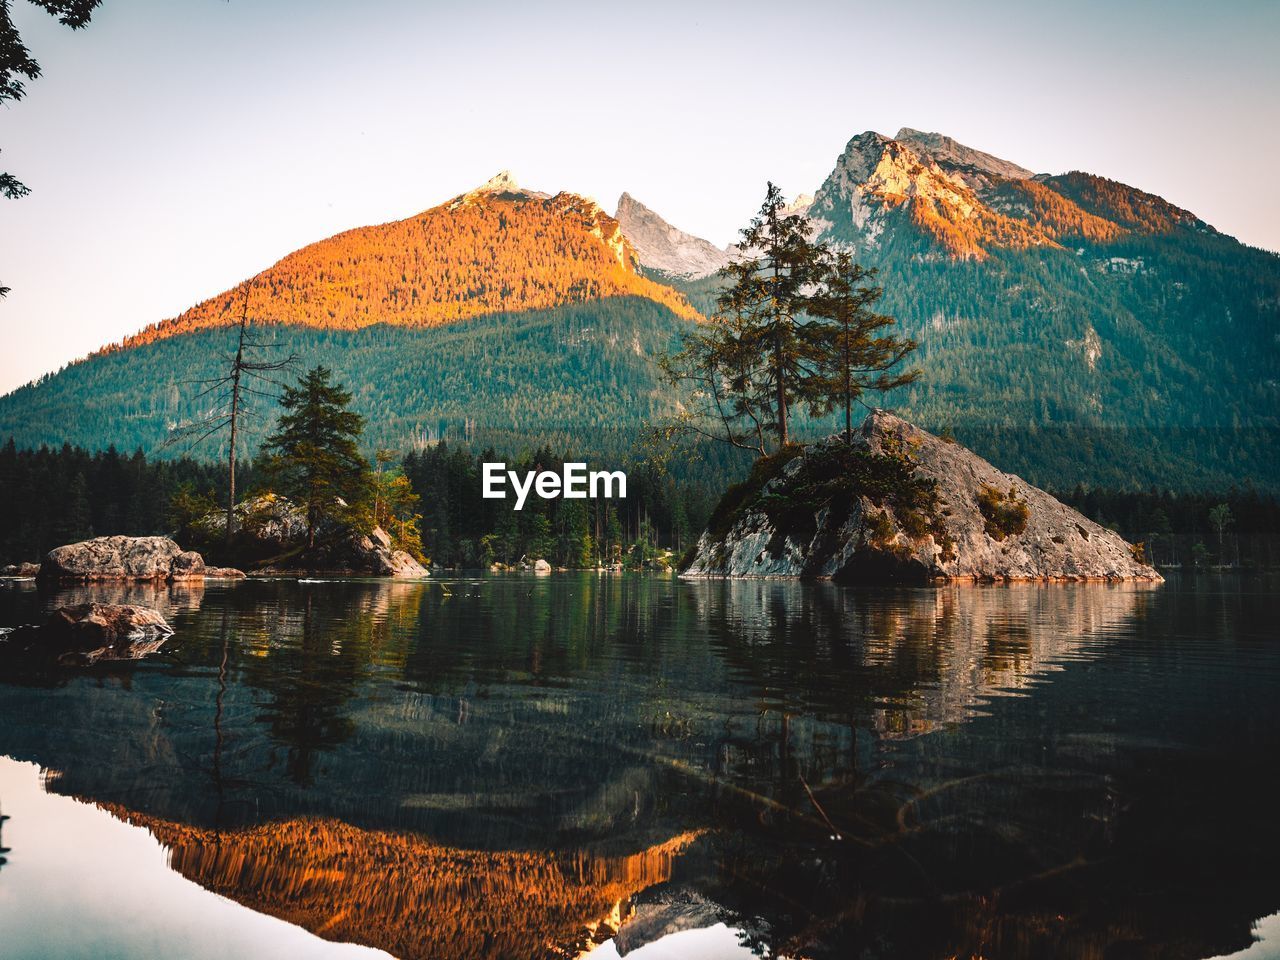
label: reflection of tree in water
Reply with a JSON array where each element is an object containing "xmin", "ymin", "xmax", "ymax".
[{"xmin": 239, "ymin": 585, "xmax": 425, "ymax": 787}]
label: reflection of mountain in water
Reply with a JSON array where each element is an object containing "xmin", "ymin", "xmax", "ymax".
[
  {"xmin": 102, "ymin": 807, "xmax": 699, "ymax": 960},
  {"xmin": 1, "ymin": 575, "xmax": 1276, "ymax": 960}
]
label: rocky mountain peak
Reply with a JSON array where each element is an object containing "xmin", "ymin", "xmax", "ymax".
[
  {"xmin": 478, "ymin": 170, "xmax": 520, "ymax": 193},
  {"xmin": 830, "ymin": 130, "xmax": 898, "ymax": 183},
  {"xmin": 808, "ymin": 130, "xmax": 988, "ymax": 251},
  {"xmin": 451, "ymin": 170, "xmax": 549, "ymax": 209},
  {"xmin": 615, "ymin": 192, "xmax": 730, "ymax": 279},
  {"xmin": 895, "ymin": 128, "xmax": 1035, "ymax": 183},
  {"xmin": 780, "ymin": 193, "xmax": 814, "ymax": 218}
]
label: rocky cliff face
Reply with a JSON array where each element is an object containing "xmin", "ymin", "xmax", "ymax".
[
  {"xmin": 683, "ymin": 411, "xmax": 1162, "ymax": 583},
  {"xmin": 894, "ymin": 127, "xmax": 1035, "ymax": 186},
  {"xmin": 615, "ymin": 192, "xmax": 731, "ymax": 279},
  {"xmin": 805, "ymin": 127, "xmax": 1212, "ymax": 261}
]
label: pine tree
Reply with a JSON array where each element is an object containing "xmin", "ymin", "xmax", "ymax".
[
  {"xmin": 659, "ymin": 183, "xmax": 829, "ymax": 454},
  {"xmin": 261, "ymin": 366, "xmax": 369, "ymax": 549},
  {"xmin": 808, "ymin": 252, "xmax": 920, "ymax": 442},
  {"xmin": 717, "ymin": 183, "xmax": 829, "ymax": 448}
]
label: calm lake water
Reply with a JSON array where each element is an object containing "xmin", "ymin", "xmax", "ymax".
[{"xmin": 0, "ymin": 573, "xmax": 1277, "ymax": 960}]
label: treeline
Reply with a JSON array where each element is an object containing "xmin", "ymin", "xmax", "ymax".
[
  {"xmin": 4, "ymin": 437, "xmax": 1280, "ymax": 569},
  {"xmin": 403, "ymin": 443, "xmax": 716, "ymax": 568},
  {"xmin": 0, "ymin": 300, "xmax": 695, "ymax": 463},
  {"xmin": 0, "ymin": 438, "xmax": 719, "ymax": 569},
  {"xmin": 1055, "ymin": 485, "xmax": 1280, "ymax": 568},
  {"xmin": 0, "ymin": 440, "xmax": 260, "ymax": 564}
]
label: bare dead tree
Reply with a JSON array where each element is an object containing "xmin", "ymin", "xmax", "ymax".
[{"xmin": 165, "ymin": 284, "xmax": 297, "ymax": 545}]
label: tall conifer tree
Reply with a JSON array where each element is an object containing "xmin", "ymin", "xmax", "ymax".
[{"xmin": 262, "ymin": 366, "xmax": 369, "ymax": 548}]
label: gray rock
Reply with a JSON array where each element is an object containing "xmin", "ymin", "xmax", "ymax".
[
  {"xmin": 1, "ymin": 602, "xmax": 173, "ymax": 666},
  {"xmin": 170, "ymin": 550, "xmax": 206, "ymax": 580},
  {"xmin": 210, "ymin": 494, "xmax": 427, "ymax": 578},
  {"xmin": 201, "ymin": 494, "xmax": 308, "ymax": 547},
  {"xmin": 204, "ymin": 567, "xmax": 247, "ymax": 579},
  {"xmin": 351, "ymin": 527, "xmax": 429, "ymax": 578},
  {"xmin": 39, "ymin": 536, "xmax": 209, "ymax": 583},
  {"xmin": 683, "ymin": 411, "xmax": 1163, "ymax": 583},
  {"xmin": 615, "ymin": 192, "xmax": 731, "ymax": 279}
]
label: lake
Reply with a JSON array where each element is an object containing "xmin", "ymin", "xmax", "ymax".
[{"xmin": 0, "ymin": 574, "xmax": 1277, "ymax": 960}]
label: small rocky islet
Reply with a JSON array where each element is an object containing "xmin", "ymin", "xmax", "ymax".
[{"xmin": 682, "ymin": 410, "xmax": 1161, "ymax": 583}]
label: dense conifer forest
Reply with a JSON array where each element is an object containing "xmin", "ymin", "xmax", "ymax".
[
  {"xmin": 1, "ymin": 440, "xmax": 1276, "ymax": 568},
  {"xmin": 0, "ymin": 440, "xmax": 718, "ymax": 569}
]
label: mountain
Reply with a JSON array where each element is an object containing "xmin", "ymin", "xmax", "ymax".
[
  {"xmin": 614, "ymin": 192, "xmax": 730, "ymax": 279},
  {"xmin": 1, "ymin": 134, "xmax": 1277, "ymax": 493},
  {"xmin": 0, "ymin": 172, "xmax": 707, "ymax": 462},
  {"xmin": 799, "ymin": 128, "xmax": 1279, "ymax": 489},
  {"xmin": 807, "ymin": 128, "xmax": 1217, "ymax": 258},
  {"xmin": 112, "ymin": 171, "xmax": 697, "ymax": 352},
  {"xmin": 894, "ymin": 127, "xmax": 1035, "ymax": 185}
]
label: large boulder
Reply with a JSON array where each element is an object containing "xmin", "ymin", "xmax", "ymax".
[
  {"xmin": 0, "ymin": 602, "xmax": 173, "ymax": 666},
  {"xmin": 350, "ymin": 528, "xmax": 429, "ymax": 578},
  {"xmin": 683, "ymin": 411, "xmax": 1163, "ymax": 583},
  {"xmin": 39, "ymin": 536, "xmax": 207, "ymax": 583},
  {"xmin": 211, "ymin": 495, "xmax": 427, "ymax": 577},
  {"xmin": 201, "ymin": 494, "xmax": 309, "ymax": 549}
]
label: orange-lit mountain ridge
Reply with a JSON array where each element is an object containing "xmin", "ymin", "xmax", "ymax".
[
  {"xmin": 806, "ymin": 128, "xmax": 1216, "ymax": 260},
  {"xmin": 111, "ymin": 171, "xmax": 700, "ymax": 352}
]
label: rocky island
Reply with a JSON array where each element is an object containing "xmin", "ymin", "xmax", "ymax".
[{"xmin": 683, "ymin": 411, "xmax": 1162, "ymax": 583}]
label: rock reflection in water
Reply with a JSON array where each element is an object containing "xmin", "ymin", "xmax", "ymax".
[
  {"xmin": 687, "ymin": 579, "xmax": 1158, "ymax": 735},
  {"xmin": 1, "ymin": 575, "xmax": 210, "ymax": 617}
]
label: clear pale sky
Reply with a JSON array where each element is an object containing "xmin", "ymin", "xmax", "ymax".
[{"xmin": 1, "ymin": 0, "xmax": 1276, "ymax": 394}]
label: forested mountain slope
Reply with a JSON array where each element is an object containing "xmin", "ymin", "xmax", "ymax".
[
  {"xmin": 800, "ymin": 130, "xmax": 1279, "ymax": 471},
  {"xmin": 106, "ymin": 171, "xmax": 697, "ymax": 352},
  {"xmin": 0, "ymin": 299, "xmax": 689, "ymax": 460},
  {"xmin": 2, "ymin": 132, "xmax": 1277, "ymax": 493}
]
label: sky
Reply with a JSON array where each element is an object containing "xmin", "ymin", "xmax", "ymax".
[{"xmin": 1, "ymin": 0, "xmax": 1277, "ymax": 393}]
